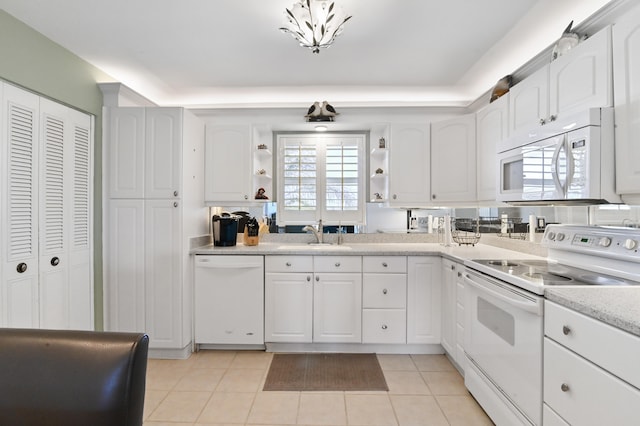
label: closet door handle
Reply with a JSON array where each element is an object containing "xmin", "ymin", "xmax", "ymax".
[
  {"xmin": 16, "ymin": 262, "xmax": 27, "ymax": 273},
  {"xmin": 51, "ymin": 257, "xmax": 60, "ymax": 266}
]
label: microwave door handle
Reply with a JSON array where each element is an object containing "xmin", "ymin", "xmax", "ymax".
[{"xmin": 551, "ymin": 138, "xmax": 567, "ymax": 195}]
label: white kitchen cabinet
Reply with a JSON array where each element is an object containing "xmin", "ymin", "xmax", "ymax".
[
  {"xmin": 194, "ymin": 255, "xmax": 264, "ymax": 345},
  {"xmin": 264, "ymin": 256, "xmax": 314, "ymax": 343},
  {"xmin": 204, "ymin": 124, "xmax": 252, "ymax": 203},
  {"xmin": 313, "ymin": 271, "xmax": 362, "ymax": 343},
  {"xmin": 1, "ymin": 82, "xmax": 94, "ymax": 330},
  {"xmin": 440, "ymin": 259, "xmax": 456, "ymax": 357},
  {"xmin": 613, "ymin": 5, "xmax": 640, "ymax": 202},
  {"xmin": 103, "ymin": 106, "xmax": 206, "ymax": 356},
  {"xmin": 455, "ymin": 270, "xmax": 465, "ymax": 372},
  {"xmin": 508, "ymin": 26, "xmax": 612, "ymax": 142},
  {"xmin": 388, "ymin": 124, "xmax": 431, "ymax": 207},
  {"xmin": 475, "ymin": 94, "xmax": 508, "ymax": 201},
  {"xmin": 430, "ymin": 114, "xmax": 476, "ymax": 203},
  {"xmin": 544, "ymin": 301, "xmax": 640, "ymax": 425},
  {"xmin": 407, "ymin": 256, "xmax": 441, "ymax": 344}
]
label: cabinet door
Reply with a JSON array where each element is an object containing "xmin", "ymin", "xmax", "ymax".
[
  {"xmin": 476, "ymin": 95, "xmax": 508, "ymax": 201},
  {"xmin": 509, "ymin": 66, "xmax": 549, "ymax": 138},
  {"xmin": 407, "ymin": 256, "xmax": 441, "ymax": 344},
  {"xmin": 204, "ymin": 125, "xmax": 252, "ymax": 203},
  {"xmin": 265, "ymin": 272, "xmax": 313, "ymax": 342},
  {"xmin": 313, "ymin": 272, "xmax": 362, "ymax": 343},
  {"xmin": 144, "ymin": 199, "xmax": 182, "ymax": 349},
  {"xmin": 104, "ymin": 199, "xmax": 145, "ymax": 333},
  {"xmin": 549, "ymin": 26, "xmax": 612, "ymax": 120},
  {"xmin": 440, "ymin": 259, "xmax": 456, "ymax": 356},
  {"xmin": 389, "ymin": 124, "xmax": 430, "ymax": 206},
  {"xmin": 613, "ymin": 5, "xmax": 640, "ymax": 197},
  {"xmin": 106, "ymin": 107, "xmax": 145, "ymax": 198},
  {"xmin": 145, "ymin": 108, "xmax": 183, "ymax": 199},
  {"xmin": 430, "ymin": 114, "xmax": 476, "ymax": 203},
  {"xmin": 1, "ymin": 84, "xmax": 40, "ymax": 328}
]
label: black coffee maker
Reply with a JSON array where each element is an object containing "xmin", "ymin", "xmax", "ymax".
[{"xmin": 212, "ymin": 213, "xmax": 240, "ymax": 246}]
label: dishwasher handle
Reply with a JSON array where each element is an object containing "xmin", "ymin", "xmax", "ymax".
[
  {"xmin": 195, "ymin": 256, "xmax": 263, "ymax": 269},
  {"xmin": 463, "ymin": 273, "xmax": 543, "ymax": 316}
]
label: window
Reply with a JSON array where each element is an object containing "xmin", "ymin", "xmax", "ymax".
[{"xmin": 277, "ymin": 133, "xmax": 365, "ymax": 225}]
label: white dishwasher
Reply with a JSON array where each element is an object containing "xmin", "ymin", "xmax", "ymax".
[{"xmin": 194, "ymin": 255, "xmax": 264, "ymax": 347}]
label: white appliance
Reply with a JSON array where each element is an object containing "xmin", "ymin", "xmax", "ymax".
[
  {"xmin": 194, "ymin": 255, "xmax": 264, "ymax": 347},
  {"xmin": 497, "ymin": 108, "xmax": 620, "ymax": 205},
  {"xmin": 463, "ymin": 224, "xmax": 640, "ymax": 426}
]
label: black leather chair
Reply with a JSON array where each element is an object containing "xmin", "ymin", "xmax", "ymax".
[{"xmin": 0, "ymin": 328, "xmax": 149, "ymax": 426}]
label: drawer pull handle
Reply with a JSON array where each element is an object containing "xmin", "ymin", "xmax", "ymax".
[
  {"xmin": 335, "ymin": 262, "xmax": 340, "ymax": 267},
  {"xmin": 286, "ymin": 262, "xmax": 292, "ymax": 267},
  {"xmin": 561, "ymin": 383, "xmax": 570, "ymax": 392},
  {"xmin": 382, "ymin": 288, "xmax": 388, "ymax": 295},
  {"xmin": 382, "ymin": 262, "xmax": 388, "ymax": 267},
  {"xmin": 562, "ymin": 325, "xmax": 571, "ymax": 335},
  {"xmin": 381, "ymin": 324, "xmax": 388, "ymax": 330}
]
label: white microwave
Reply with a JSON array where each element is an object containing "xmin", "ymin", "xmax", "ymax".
[{"xmin": 497, "ymin": 108, "xmax": 620, "ymax": 205}]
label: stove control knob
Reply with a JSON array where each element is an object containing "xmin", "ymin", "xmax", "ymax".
[
  {"xmin": 623, "ymin": 239, "xmax": 638, "ymax": 250},
  {"xmin": 598, "ymin": 237, "xmax": 612, "ymax": 247},
  {"xmin": 547, "ymin": 232, "xmax": 556, "ymax": 241},
  {"xmin": 556, "ymin": 233, "xmax": 566, "ymax": 241}
]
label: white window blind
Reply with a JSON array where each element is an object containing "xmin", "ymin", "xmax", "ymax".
[{"xmin": 278, "ymin": 134, "xmax": 365, "ymax": 225}]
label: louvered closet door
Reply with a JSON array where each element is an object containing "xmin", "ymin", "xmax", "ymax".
[{"xmin": 1, "ymin": 84, "xmax": 40, "ymax": 328}]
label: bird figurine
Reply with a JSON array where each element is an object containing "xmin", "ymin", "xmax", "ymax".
[
  {"xmin": 490, "ymin": 75, "xmax": 513, "ymax": 103},
  {"xmin": 552, "ymin": 21, "xmax": 581, "ymax": 60},
  {"xmin": 320, "ymin": 101, "xmax": 338, "ymax": 119},
  {"xmin": 305, "ymin": 102, "xmax": 322, "ymax": 119}
]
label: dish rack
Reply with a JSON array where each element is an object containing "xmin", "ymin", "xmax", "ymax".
[{"xmin": 451, "ymin": 218, "xmax": 481, "ymax": 246}]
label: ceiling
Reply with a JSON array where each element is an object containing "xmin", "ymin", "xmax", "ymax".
[{"xmin": 0, "ymin": 0, "xmax": 613, "ymax": 108}]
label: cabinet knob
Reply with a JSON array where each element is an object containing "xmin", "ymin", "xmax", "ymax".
[
  {"xmin": 451, "ymin": 264, "xmax": 455, "ymax": 270},
  {"xmin": 173, "ymin": 190, "xmax": 179, "ymax": 197},
  {"xmin": 561, "ymin": 383, "xmax": 570, "ymax": 392},
  {"xmin": 549, "ymin": 115, "xmax": 557, "ymax": 122},
  {"xmin": 307, "ymin": 275, "xmax": 311, "ymax": 282},
  {"xmin": 393, "ymin": 194, "xmax": 397, "ymax": 200},
  {"xmin": 173, "ymin": 202, "xmax": 178, "ymax": 207},
  {"xmin": 16, "ymin": 262, "xmax": 27, "ymax": 273},
  {"xmin": 286, "ymin": 262, "xmax": 292, "ymax": 267},
  {"xmin": 381, "ymin": 324, "xmax": 388, "ymax": 330},
  {"xmin": 457, "ymin": 272, "xmax": 462, "ymax": 277},
  {"xmin": 244, "ymin": 195, "xmax": 248, "ymax": 200},
  {"xmin": 50, "ymin": 257, "xmax": 60, "ymax": 266},
  {"xmin": 562, "ymin": 325, "xmax": 571, "ymax": 336},
  {"xmin": 382, "ymin": 288, "xmax": 388, "ymax": 295},
  {"xmin": 335, "ymin": 262, "xmax": 340, "ymax": 267},
  {"xmin": 432, "ymin": 194, "xmax": 437, "ymax": 200},
  {"xmin": 539, "ymin": 118, "xmax": 546, "ymax": 125},
  {"xmin": 382, "ymin": 262, "xmax": 388, "ymax": 267},
  {"xmin": 316, "ymin": 276, "xmax": 320, "ymax": 282}
]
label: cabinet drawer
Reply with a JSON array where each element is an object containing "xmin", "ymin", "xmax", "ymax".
[
  {"xmin": 314, "ymin": 256, "xmax": 362, "ymax": 273},
  {"xmin": 544, "ymin": 338, "xmax": 640, "ymax": 426},
  {"xmin": 545, "ymin": 300, "xmax": 640, "ymax": 388},
  {"xmin": 362, "ymin": 309, "xmax": 406, "ymax": 344},
  {"xmin": 363, "ymin": 274, "xmax": 406, "ymax": 308},
  {"xmin": 265, "ymin": 255, "xmax": 313, "ymax": 273},
  {"xmin": 363, "ymin": 256, "xmax": 406, "ymax": 273}
]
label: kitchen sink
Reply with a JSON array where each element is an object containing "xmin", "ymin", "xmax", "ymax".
[{"xmin": 276, "ymin": 244, "xmax": 352, "ymax": 250}]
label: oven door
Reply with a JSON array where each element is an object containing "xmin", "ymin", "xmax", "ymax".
[{"xmin": 464, "ymin": 268, "xmax": 543, "ymax": 425}]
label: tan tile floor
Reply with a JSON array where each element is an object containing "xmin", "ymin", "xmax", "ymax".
[{"xmin": 143, "ymin": 351, "xmax": 494, "ymax": 426}]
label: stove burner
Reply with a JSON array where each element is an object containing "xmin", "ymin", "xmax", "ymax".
[
  {"xmin": 522, "ymin": 272, "xmax": 573, "ymax": 283},
  {"xmin": 577, "ymin": 274, "xmax": 628, "ymax": 286},
  {"xmin": 487, "ymin": 260, "xmax": 520, "ymax": 267}
]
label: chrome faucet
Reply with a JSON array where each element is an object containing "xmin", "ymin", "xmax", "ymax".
[{"xmin": 303, "ymin": 219, "xmax": 323, "ymax": 244}]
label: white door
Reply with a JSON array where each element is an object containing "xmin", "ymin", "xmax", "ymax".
[
  {"xmin": 104, "ymin": 199, "xmax": 146, "ymax": 333},
  {"xmin": 106, "ymin": 107, "xmax": 145, "ymax": 199},
  {"xmin": 265, "ymin": 272, "xmax": 313, "ymax": 342},
  {"xmin": 430, "ymin": 114, "xmax": 476, "ymax": 203},
  {"xmin": 476, "ymin": 95, "xmax": 508, "ymax": 201},
  {"xmin": 144, "ymin": 199, "xmax": 182, "ymax": 349},
  {"xmin": 388, "ymin": 124, "xmax": 431, "ymax": 206},
  {"xmin": 407, "ymin": 256, "xmax": 441, "ymax": 344},
  {"xmin": 145, "ymin": 108, "xmax": 182, "ymax": 199},
  {"xmin": 1, "ymin": 83, "xmax": 40, "ymax": 328},
  {"xmin": 613, "ymin": 5, "xmax": 640, "ymax": 196},
  {"xmin": 549, "ymin": 26, "xmax": 612, "ymax": 120},
  {"xmin": 508, "ymin": 66, "xmax": 549, "ymax": 138},
  {"xmin": 204, "ymin": 125, "xmax": 252, "ymax": 202},
  {"xmin": 313, "ymin": 272, "xmax": 362, "ymax": 343}
]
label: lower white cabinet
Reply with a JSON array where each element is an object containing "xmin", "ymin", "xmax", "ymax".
[
  {"xmin": 313, "ymin": 271, "xmax": 362, "ymax": 343},
  {"xmin": 407, "ymin": 256, "xmax": 441, "ymax": 344},
  {"xmin": 441, "ymin": 258, "xmax": 465, "ymax": 369},
  {"xmin": 265, "ymin": 271, "xmax": 314, "ymax": 343},
  {"xmin": 544, "ymin": 301, "xmax": 640, "ymax": 425}
]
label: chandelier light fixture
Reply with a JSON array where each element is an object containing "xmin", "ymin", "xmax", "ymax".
[{"xmin": 280, "ymin": 0, "xmax": 352, "ymax": 54}]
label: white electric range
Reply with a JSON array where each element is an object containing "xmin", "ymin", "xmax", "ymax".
[{"xmin": 462, "ymin": 224, "xmax": 640, "ymax": 426}]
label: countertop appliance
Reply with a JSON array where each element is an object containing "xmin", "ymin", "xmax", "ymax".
[
  {"xmin": 463, "ymin": 224, "xmax": 640, "ymax": 426},
  {"xmin": 212, "ymin": 213, "xmax": 240, "ymax": 246},
  {"xmin": 497, "ymin": 108, "xmax": 620, "ymax": 205}
]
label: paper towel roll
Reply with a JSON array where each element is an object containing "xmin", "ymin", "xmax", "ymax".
[
  {"xmin": 444, "ymin": 215, "xmax": 452, "ymax": 246},
  {"xmin": 529, "ymin": 214, "xmax": 536, "ymax": 242},
  {"xmin": 427, "ymin": 215, "xmax": 433, "ymax": 233}
]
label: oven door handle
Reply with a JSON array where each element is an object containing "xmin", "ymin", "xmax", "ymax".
[{"xmin": 463, "ymin": 274, "xmax": 543, "ymax": 316}]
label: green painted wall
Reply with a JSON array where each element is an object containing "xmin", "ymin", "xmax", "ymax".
[{"xmin": 0, "ymin": 9, "xmax": 115, "ymax": 330}]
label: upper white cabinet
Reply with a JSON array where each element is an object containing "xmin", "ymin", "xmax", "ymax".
[
  {"xmin": 1, "ymin": 82, "xmax": 94, "ymax": 330},
  {"xmin": 476, "ymin": 94, "xmax": 508, "ymax": 202},
  {"xmin": 104, "ymin": 106, "xmax": 207, "ymax": 356},
  {"xmin": 204, "ymin": 125, "xmax": 252, "ymax": 203},
  {"xmin": 388, "ymin": 124, "xmax": 431, "ymax": 207},
  {"xmin": 508, "ymin": 26, "xmax": 612, "ymax": 141},
  {"xmin": 430, "ymin": 114, "xmax": 476, "ymax": 203},
  {"xmin": 613, "ymin": 4, "xmax": 640, "ymax": 201}
]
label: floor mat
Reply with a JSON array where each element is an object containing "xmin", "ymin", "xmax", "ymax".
[{"xmin": 263, "ymin": 353, "xmax": 388, "ymax": 391}]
